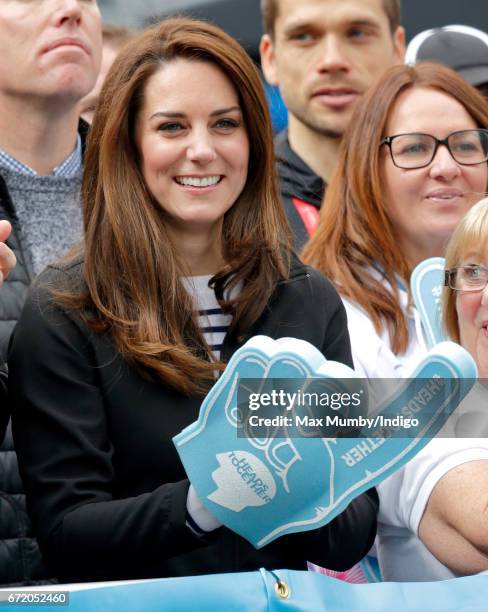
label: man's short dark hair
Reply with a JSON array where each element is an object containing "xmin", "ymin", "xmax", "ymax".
[{"xmin": 261, "ymin": 0, "xmax": 401, "ymax": 38}]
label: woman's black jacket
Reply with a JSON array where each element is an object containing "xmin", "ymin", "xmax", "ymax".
[{"xmin": 9, "ymin": 255, "xmax": 378, "ymax": 583}]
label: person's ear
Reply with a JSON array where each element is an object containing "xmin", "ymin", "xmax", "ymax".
[
  {"xmin": 392, "ymin": 26, "xmax": 406, "ymax": 64},
  {"xmin": 260, "ymin": 34, "xmax": 279, "ymax": 87}
]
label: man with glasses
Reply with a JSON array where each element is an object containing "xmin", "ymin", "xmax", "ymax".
[
  {"xmin": 260, "ymin": 0, "xmax": 405, "ymax": 249},
  {"xmin": 0, "ymin": 0, "xmax": 102, "ymax": 586}
]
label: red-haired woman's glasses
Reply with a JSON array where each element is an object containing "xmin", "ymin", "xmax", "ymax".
[
  {"xmin": 381, "ymin": 129, "xmax": 488, "ymax": 169},
  {"xmin": 445, "ymin": 265, "xmax": 488, "ymax": 292}
]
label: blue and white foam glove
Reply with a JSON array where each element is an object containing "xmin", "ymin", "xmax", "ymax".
[
  {"xmin": 411, "ymin": 257, "xmax": 447, "ymax": 349},
  {"xmin": 174, "ymin": 336, "xmax": 476, "ymax": 548}
]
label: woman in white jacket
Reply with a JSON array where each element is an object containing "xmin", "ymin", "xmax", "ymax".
[
  {"xmin": 415, "ymin": 198, "xmax": 488, "ymax": 571},
  {"xmin": 303, "ymin": 63, "xmax": 488, "ymax": 581}
]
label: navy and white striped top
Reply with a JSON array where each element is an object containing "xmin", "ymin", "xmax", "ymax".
[
  {"xmin": 182, "ymin": 274, "xmax": 240, "ymax": 535},
  {"xmin": 182, "ymin": 275, "xmax": 240, "ymax": 361}
]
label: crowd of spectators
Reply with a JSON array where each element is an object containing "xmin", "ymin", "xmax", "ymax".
[{"xmin": 0, "ymin": 0, "xmax": 488, "ymax": 591}]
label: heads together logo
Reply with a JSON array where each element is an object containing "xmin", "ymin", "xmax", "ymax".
[
  {"xmin": 208, "ymin": 451, "xmax": 277, "ymax": 512},
  {"xmin": 174, "ymin": 336, "xmax": 476, "ymax": 548}
]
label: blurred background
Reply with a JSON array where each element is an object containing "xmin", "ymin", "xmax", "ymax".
[
  {"xmin": 96, "ymin": 0, "xmax": 488, "ymax": 133},
  {"xmin": 98, "ymin": 0, "xmax": 488, "ymax": 61}
]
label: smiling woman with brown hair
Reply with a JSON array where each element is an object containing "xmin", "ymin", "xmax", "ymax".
[{"xmin": 8, "ymin": 18, "xmax": 377, "ymax": 584}]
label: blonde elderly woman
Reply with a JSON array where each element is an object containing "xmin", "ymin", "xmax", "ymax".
[
  {"xmin": 443, "ymin": 197, "xmax": 488, "ymax": 380},
  {"xmin": 410, "ymin": 198, "xmax": 488, "ymax": 576},
  {"xmin": 373, "ymin": 199, "xmax": 488, "ymax": 581}
]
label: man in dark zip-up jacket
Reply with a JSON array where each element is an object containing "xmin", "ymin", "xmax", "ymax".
[
  {"xmin": 274, "ymin": 130, "xmax": 325, "ymax": 251},
  {"xmin": 0, "ymin": 118, "xmax": 91, "ymax": 584},
  {"xmin": 0, "ymin": 1, "xmax": 102, "ymax": 586},
  {"xmin": 259, "ymin": 0, "xmax": 406, "ymax": 250}
]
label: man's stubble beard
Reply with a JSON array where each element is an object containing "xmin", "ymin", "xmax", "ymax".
[{"xmin": 287, "ymin": 101, "xmax": 347, "ymax": 140}]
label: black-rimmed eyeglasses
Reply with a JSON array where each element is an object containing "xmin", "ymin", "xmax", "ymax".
[
  {"xmin": 445, "ymin": 265, "xmax": 488, "ymax": 292},
  {"xmin": 380, "ymin": 129, "xmax": 488, "ymax": 169}
]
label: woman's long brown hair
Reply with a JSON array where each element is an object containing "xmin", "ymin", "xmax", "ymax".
[
  {"xmin": 302, "ymin": 62, "xmax": 488, "ymax": 355},
  {"xmin": 58, "ymin": 18, "xmax": 291, "ymax": 394}
]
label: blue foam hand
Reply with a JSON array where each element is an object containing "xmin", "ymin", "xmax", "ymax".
[
  {"xmin": 173, "ymin": 336, "xmax": 476, "ymax": 548},
  {"xmin": 411, "ymin": 257, "xmax": 447, "ymax": 349}
]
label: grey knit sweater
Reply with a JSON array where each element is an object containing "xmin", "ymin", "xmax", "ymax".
[{"xmin": 1, "ymin": 167, "xmax": 83, "ymax": 275}]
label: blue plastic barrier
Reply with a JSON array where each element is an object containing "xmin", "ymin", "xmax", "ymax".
[{"xmin": 9, "ymin": 568, "xmax": 487, "ymax": 611}]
